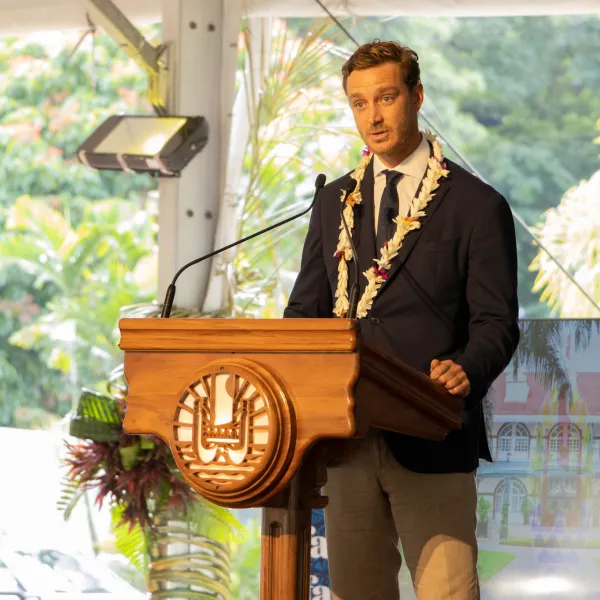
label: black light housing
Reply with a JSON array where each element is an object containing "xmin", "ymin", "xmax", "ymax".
[{"xmin": 76, "ymin": 115, "xmax": 209, "ymax": 177}]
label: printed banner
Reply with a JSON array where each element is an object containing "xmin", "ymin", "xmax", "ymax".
[{"xmin": 310, "ymin": 319, "xmax": 600, "ymax": 599}]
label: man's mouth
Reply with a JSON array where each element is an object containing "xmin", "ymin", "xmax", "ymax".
[{"xmin": 370, "ymin": 131, "xmax": 389, "ymax": 140}]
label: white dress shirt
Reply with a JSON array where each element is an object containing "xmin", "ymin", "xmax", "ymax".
[{"xmin": 373, "ymin": 133, "xmax": 431, "ymax": 234}]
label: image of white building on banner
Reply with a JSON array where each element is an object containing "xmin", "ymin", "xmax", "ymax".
[{"xmin": 477, "ymin": 320, "xmax": 600, "ymax": 541}]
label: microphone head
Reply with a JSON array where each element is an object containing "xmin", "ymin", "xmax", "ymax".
[
  {"xmin": 346, "ymin": 178, "xmax": 358, "ymax": 194},
  {"xmin": 315, "ymin": 173, "xmax": 327, "ymax": 189}
]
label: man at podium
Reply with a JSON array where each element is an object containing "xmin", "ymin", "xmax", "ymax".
[{"xmin": 284, "ymin": 41, "xmax": 519, "ymax": 600}]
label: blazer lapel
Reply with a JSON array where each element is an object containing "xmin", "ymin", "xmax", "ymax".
[
  {"xmin": 354, "ymin": 159, "xmax": 377, "ymax": 294},
  {"xmin": 377, "ymin": 174, "xmax": 452, "ymax": 295}
]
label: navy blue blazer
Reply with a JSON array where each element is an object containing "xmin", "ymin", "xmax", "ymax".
[{"xmin": 283, "ymin": 157, "xmax": 520, "ymax": 474}]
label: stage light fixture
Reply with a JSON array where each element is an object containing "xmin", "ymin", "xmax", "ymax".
[{"xmin": 76, "ymin": 115, "xmax": 209, "ymax": 177}]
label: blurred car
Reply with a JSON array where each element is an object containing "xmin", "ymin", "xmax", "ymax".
[{"xmin": 0, "ymin": 544, "xmax": 147, "ymax": 600}]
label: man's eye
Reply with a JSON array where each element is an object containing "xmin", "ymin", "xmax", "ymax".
[
  {"xmin": 354, "ymin": 101, "xmax": 364, "ymax": 108},
  {"xmin": 382, "ymin": 96, "xmax": 393, "ymax": 103}
]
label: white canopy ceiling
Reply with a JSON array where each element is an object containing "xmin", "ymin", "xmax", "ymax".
[{"xmin": 1, "ymin": 0, "xmax": 599, "ymax": 35}]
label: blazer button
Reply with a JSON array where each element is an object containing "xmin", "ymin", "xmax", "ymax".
[{"xmin": 369, "ymin": 317, "xmax": 380, "ymax": 325}]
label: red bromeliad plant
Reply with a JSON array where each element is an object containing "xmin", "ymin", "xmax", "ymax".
[
  {"xmin": 59, "ymin": 364, "xmax": 244, "ymax": 598},
  {"xmin": 63, "ymin": 432, "xmax": 194, "ymax": 531},
  {"xmin": 62, "ymin": 393, "xmax": 193, "ymax": 531}
]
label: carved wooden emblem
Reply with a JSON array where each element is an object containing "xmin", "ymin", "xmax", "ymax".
[{"xmin": 171, "ymin": 359, "xmax": 293, "ymax": 506}]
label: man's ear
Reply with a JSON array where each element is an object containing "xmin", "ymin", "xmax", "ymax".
[{"xmin": 413, "ymin": 82, "xmax": 424, "ymax": 111}]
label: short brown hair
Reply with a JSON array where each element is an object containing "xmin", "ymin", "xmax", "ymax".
[{"xmin": 342, "ymin": 41, "xmax": 421, "ymax": 92}]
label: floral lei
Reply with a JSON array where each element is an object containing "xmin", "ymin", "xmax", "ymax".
[{"xmin": 333, "ymin": 130, "xmax": 450, "ymax": 318}]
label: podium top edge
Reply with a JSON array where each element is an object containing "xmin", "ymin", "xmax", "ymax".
[
  {"xmin": 118, "ymin": 318, "xmax": 357, "ymax": 332},
  {"xmin": 118, "ymin": 318, "xmax": 359, "ymax": 353}
]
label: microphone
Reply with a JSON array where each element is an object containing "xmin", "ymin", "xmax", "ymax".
[
  {"xmin": 160, "ymin": 173, "xmax": 327, "ymax": 318},
  {"xmin": 339, "ymin": 179, "xmax": 360, "ymax": 319}
]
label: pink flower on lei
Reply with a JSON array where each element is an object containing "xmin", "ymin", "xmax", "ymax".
[{"xmin": 372, "ymin": 267, "xmax": 388, "ymax": 280}]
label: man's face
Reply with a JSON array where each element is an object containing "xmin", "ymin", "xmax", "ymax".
[{"xmin": 346, "ymin": 62, "xmax": 424, "ymax": 165}]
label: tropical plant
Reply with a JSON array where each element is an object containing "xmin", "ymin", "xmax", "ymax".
[
  {"xmin": 232, "ymin": 18, "xmax": 361, "ymax": 317},
  {"xmin": 235, "ymin": 15, "xmax": 600, "ymax": 319},
  {"xmin": 0, "ymin": 26, "xmax": 158, "ymax": 427},
  {"xmin": 59, "ymin": 364, "xmax": 245, "ymax": 599},
  {"xmin": 529, "ymin": 169, "xmax": 600, "ymax": 318},
  {"xmin": 511, "ymin": 320, "xmax": 600, "ymax": 395},
  {"xmin": 521, "ymin": 497, "xmax": 534, "ymax": 525},
  {"xmin": 0, "ymin": 195, "xmax": 157, "ymax": 415},
  {"xmin": 500, "ymin": 500, "xmax": 510, "ymax": 540},
  {"xmin": 476, "ymin": 496, "xmax": 492, "ymax": 538},
  {"xmin": 477, "ymin": 496, "xmax": 492, "ymax": 525},
  {"xmin": 336, "ymin": 15, "xmax": 600, "ymax": 316},
  {"xmin": 229, "ymin": 515, "xmax": 261, "ymax": 600}
]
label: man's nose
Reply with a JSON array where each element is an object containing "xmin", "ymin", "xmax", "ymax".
[{"xmin": 368, "ymin": 104, "xmax": 383, "ymax": 126}]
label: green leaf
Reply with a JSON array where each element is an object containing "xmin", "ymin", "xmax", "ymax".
[
  {"xmin": 68, "ymin": 389, "xmax": 122, "ymax": 441},
  {"xmin": 183, "ymin": 498, "xmax": 245, "ymax": 545},
  {"xmin": 119, "ymin": 442, "xmax": 141, "ymax": 470},
  {"xmin": 47, "ymin": 346, "xmax": 71, "ymax": 373},
  {"xmin": 140, "ymin": 436, "xmax": 156, "ymax": 451},
  {"xmin": 76, "ymin": 388, "xmax": 121, "ymax": 425},
  {"xmin": 111, "ymin": 504, "xmax": 150, "ymax": 578},
  {"xmin": 69, "ymin": 415, "xmax": 120, "ymax": 442},
  {"xmin": 56, "ymin": 477, "xmax": 85, "ymax": 520}
]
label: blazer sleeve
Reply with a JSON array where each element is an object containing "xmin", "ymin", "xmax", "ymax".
[
  {"xmin": 283, "ymin": 192, "xmax": 333, "ymax": 319},
  {"xmin": 455, "ymin": 192, "xmax": 520, "ymax": 400}
]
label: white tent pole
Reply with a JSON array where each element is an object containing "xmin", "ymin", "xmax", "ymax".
[
  {"xmin": 158, "ymin": 0, "xmax": 239, "ymax": 310},
  {"xmin": 202, "ymin": 16, "xmax": 272, "ymax": 313}
]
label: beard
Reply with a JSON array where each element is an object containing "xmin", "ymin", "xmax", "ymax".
[{"xmin": 364, "ymin": 116, "xmax": 415, "ymax": 158}]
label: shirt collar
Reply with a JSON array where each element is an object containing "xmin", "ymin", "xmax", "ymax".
[{"xmin": 373, "ymin": 133, "xmax": 430, "ymax": 179}]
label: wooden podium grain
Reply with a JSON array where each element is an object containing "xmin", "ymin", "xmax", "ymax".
[{"xmin": 119, "ymin": 318, "xmax": 462, "ymax": 599}]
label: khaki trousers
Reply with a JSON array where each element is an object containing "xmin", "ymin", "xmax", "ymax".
[{"xmin": 324, "ymin": 430, "xmax": 480, "ymax": 600}]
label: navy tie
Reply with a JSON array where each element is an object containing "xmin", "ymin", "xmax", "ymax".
[{"xmin": 376, "ymin": 169, "xmax": 403, "ymax": 254}]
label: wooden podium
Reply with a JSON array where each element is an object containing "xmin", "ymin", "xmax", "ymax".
[{"xmin": 119, "ymin": 318, "xmax": 462, "ymax": 599}]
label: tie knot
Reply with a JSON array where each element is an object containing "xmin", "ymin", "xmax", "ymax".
[{"xmin": 382, "ymin": 169, "xmax": 402, "ymax": 186}]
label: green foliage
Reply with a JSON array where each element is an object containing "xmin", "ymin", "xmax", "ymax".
[
  {"xmin": 56, "ymin": 478, "xmax": 85, "ymax": 521},
  {"xmin": 364, "ymin": 15, "xmax": 600, "ymax": 316},
  {"xmin": 0, "ymin": 27, "xmax": 159, "ymax": 427},
  {"xmin": 112, "ymin": 504, "xmax": 151, "ymax": 577},
  {"xmin": 0, "ymin": 263, "xmax": 68, "ymax": 426},
  {"xmin": 0, "ymin": 195, "xmax": 157, "ymax": 418},
  {"xmin": 61, "ymin": 373, "xmax": 246, "ymax": 598},
  {"xmin": 238, "ymin": 16, "xmax": 600, "ymax": 318},
  {"xmin": 512, "ymin": 320, "xmax": 600, "ymax": 391},
  {"xmin": 500, "ymin": 500, "xmax": 510, "ymax": 539},
  {"xmin": 520, "ymin": 498, "xmax": 534, "ymax": 526},
  {"xmin": 69, "ymin": 388, "xmax": 122, "ymax": 441},
  {"xmin": 149, "ymin": 511, "xmax": 236, "ymax": 599},
  {"xmin": 230, "ymin": 516, "xmax": 261, "ymax": 600},
  {"xmin": 477, "ymin": 496, "xmax": 492, "ymax": 524},
  {"xmin": 0, "ymin": 28, "xmax": 159, "ymax": 213},
  {"xmin": 234, "ymin": 19, "xmax": 362, "ymax": 317},
  {"xmin": 529, "ymin": 168, "xmax": 600, "ymax": 317}
]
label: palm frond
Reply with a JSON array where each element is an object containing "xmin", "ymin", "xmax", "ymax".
[
  {"xmin": 150, "ymin": 518, "xmax": 233, "ymax": 600},
  {"xmin": 69, "ymin": 388, "xmax": 121, "ymax": 441},
  {"xmin": 234, "ymin": 19, "xmax": 360, "ymax": 316},
  {"xmin": 150, "ymin": 589, "xmax": 224, "ymax": 600},
  {"xmin": 172, "ymin": 498, "xmax": 246, "ymax": 547},
  {"xmin": 513, "ymin": 320, "xmax": 568, "ymax": 388},
  {"xmin": 111, "ymin": 504, "xmax": 150, "ymax": 577},
  {"xmin": 56, "ymin": 477, "xmax": 85, "ymax": 520},
  {"xmin": 530, "ymin": 170, "xmax": 600, "ymax": 317}
]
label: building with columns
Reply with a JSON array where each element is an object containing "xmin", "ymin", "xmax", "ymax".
[{"xmin": 477, "ymin": 355, "xmax": 600, "ymax": 535}]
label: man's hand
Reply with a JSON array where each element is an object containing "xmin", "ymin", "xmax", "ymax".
[{"xmin": 430, "ymin": 359, "xmax": 471, "ymax": 398}]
